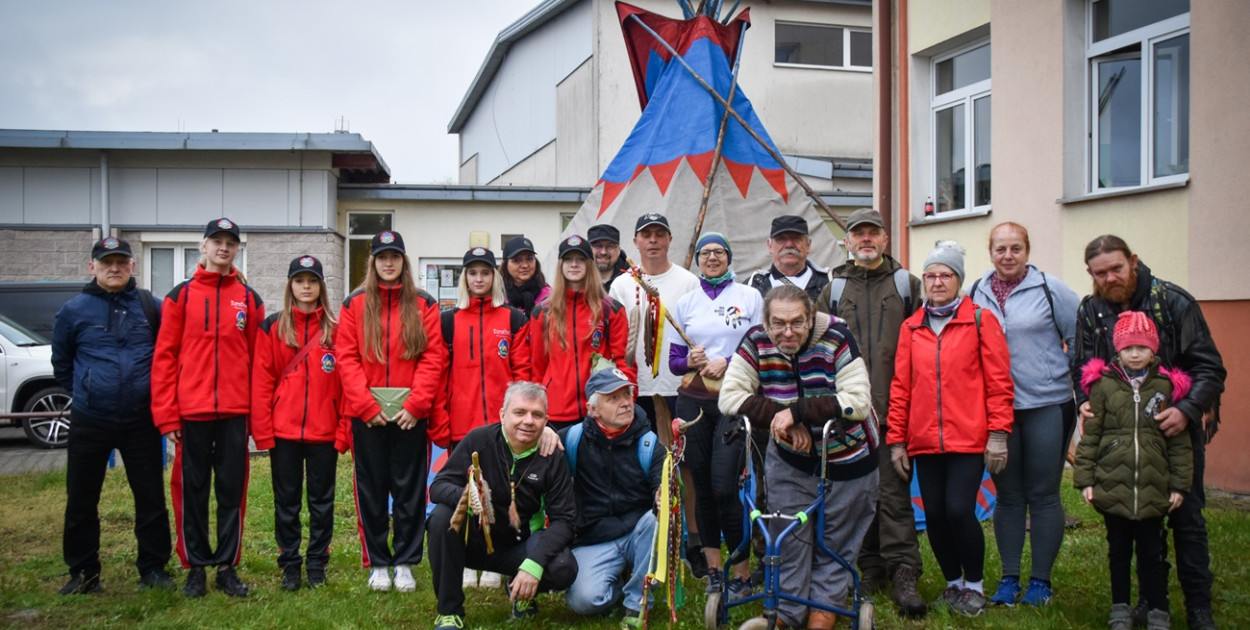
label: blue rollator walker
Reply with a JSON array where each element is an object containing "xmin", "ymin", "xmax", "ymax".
[{"xmin": 704, "ymin": 417, "xmax": 874, "ymax": 630}]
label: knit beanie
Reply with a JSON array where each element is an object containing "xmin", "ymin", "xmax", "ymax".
[
  {"xmin": 696, "ymin": 232, "xmax": 732, "ymax": 265},
  {"xmin": 923, "ymin": 240, "xmax": 966, "ymax": 284},
  {"xmin": 1114, "ymin": 310, "xmax": 1159, "ymax": 353}
]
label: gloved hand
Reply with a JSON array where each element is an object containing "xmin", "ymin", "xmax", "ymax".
[
  {"xmin": 984, "ymin": 431, "xmax": 1009, "ymax": 475},
  {"xmin": 890, "ymin": 444, "xmax": 910, "ymax": 480}
]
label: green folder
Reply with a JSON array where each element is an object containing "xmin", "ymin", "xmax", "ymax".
[{"xmin": 370, "ymin": 387, "xmax": 411, "ymax": 420}]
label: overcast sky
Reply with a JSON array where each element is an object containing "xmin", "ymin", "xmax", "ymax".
[{"xmin": 0, "ymin": 0, "xmax": 530, "ymax": 184}]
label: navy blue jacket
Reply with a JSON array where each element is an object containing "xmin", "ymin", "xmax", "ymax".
[{"xmin": 52, "ymin": 279, "xmax": 159, "ymax": 425}]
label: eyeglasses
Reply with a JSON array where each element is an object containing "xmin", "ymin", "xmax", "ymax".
[
  {"xmin": 697, "ymin": 248, "xmax": 728, "ymax": 259},
  {"xmin": 922, "ymin": 272, "xmax": 956, "ymax": 283},
  {"xmin": 767, "ymin": 321, "xmax": 810, "ymax": 334}
]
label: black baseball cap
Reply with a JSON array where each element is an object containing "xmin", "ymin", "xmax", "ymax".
[
  {"xmin": 558, "ymin": 234, "xmax": 593, "ymax": 260},
  {"xmin": 92, "ymin": 237, "xmax": 133, "ymax": 260},
  {"xmin": 588, "ymin": 224, "xmax": 621, "ymax": 245},
  {"xmin": 371, "ymin": 230, "xmax": 406, "ymax": 256},
  {"xmin": 770, "ymin": 215, "xmax": 809, "ymax": 238},
  {"xmin": 503, "ymin": 236, "xmax": 537, "ymax": 259},
  {"xmin": 462, "ymin": 246, "xmax": 498, "ymax": 268},
  {"xmin": 288, "ymin": 255, "xmax": 325, "ymax": 279},
  {"xmin": 634, "ymin": 213, "xmax": 670, "ymax": 234},
  {"xmin": 204, "ymin": 217, "xmax": 241, "ymax": 240}
]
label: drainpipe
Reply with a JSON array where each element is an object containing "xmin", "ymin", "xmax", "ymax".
[
  {"xmin": 897, "ymin": 0, "xmax": 911, "ymax": 268},
  {"xmin": 100, "ymin": 151, "xmax": 110, "ymax": 236},
  {"xmin": 875, "ymin": 0, "xmax": 893, "ymax": 239}
]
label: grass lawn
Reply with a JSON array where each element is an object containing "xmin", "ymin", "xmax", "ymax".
[{"xmin": 1, "ymin": 456, "xmax": 1247, "ymax": 629}]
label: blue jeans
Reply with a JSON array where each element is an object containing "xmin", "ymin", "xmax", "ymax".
[{"xmin": 565, "ymin": 511, "xmax": 656, "ymax": 615}]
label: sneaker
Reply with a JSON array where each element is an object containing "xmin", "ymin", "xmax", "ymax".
[
  {"xmin": 512, "ymin": 597, "xmax": 538, "ymax": 620},
  {"xmin": 1109, "ymin": 603, "xmax": 1134, "ymax": 630},
  {"xmin": 1020, "ymin": 578, "xmax": 1053, "ymax": 607},
  {"xmin": 1132, "ymin": 599, "xmax": 1148, "ymax": 628},
  {"xmin": 280, "ymin": 565, "xmax": 301, "ymax": 591},
  {"xmin": 932, "ymin": 585, "xmax": 962, "ymax": 611},
  {"xmin": 368, "ymin": 566, "xmax": 391, "ymax": 591},
  {"xmin": 462, "ymin": 568, "xmax": 479, "ymax": 589},
  {"xmin": 950, "ymin": 588, "xmax": 987, "ymax": 617},
  {"xmin": 620, "ymin": 609, "xmax": 643, "ymax": 629},
  {"xmin": 139, "ymin": 568, "xmax": 177, "ymax": 591},
  {"xmin": 726, "ymin": 577, "xmax": 753, "ymax": 602},
  {"xmin": 1187, "ymin": 607, "xmax": 1219, "ymax": 630},
  {"xmin": 705, "ymin": 568, "xmax": 723, "ymax": 594},
  {"xmin": 1146, "ymin": 609, "xmax": 1171, "ymax": 630},
  {"xmin": 307, "ymin": 565, "xmax": 326, "ymax": 589},
  {"xmin": 685, "ymin": 545, "xmax": 710, "ymax": 578},
  {"xmin": 479, "ymin": 571, "xmax": 503, "ymax": 588},
  {"xmin": 393, "ymin": 564, "xmax": 416, "ymax": 592},
  {"xmin": 183, "ymin": 567, "xmax": 207, "ymax": 598},
  {"xmin": 989, "ymin": 576, "xmax": 1022, "ymax": 607},
  {"xmin": 433, "ymin": 613, "xmax": 465, "ymax": 630},
  {"xmin": 891, "ymin": 565, "xmax": 927, "ymax": 618},
  {"xmin": 215, "ymin": 567, "xmax": 249, "ymax": 598},
  {"xmin": 59, "ymin": 573, "xmax": 102, "ymax": 595}
]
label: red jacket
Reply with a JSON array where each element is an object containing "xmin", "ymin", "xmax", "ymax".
[
  {"xmin": 431, "ymin": 298, "xmax": 532, "ymax": 447},
  {"xmin": 887, "ymin": 299, "xmax": 1014, "ymax": 455},
  {"xmin": 151, "ymin": 266, "xmax": 264, "ymax": 435},
  {"xmin": 250, "ymin": 308, "xmax": 349, "ymax": 452},
  {"xmin": 529, "ymin": 290, "xmax": 634, "ymax": 424},
  {"xmin": 336, "ymin": 285, "xmax": 448, "ymax": 427}
]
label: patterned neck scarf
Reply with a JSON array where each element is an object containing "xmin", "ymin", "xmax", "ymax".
[
  {"xmin": 924, "ymin": 296, "xmax": 963, "ymax": 318},
  {"xmin": 990, "ymin": 268, "xmax": 1028, "ymax": 311}
]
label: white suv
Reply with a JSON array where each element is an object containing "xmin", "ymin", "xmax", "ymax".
[{"xmin": 0, "ymin": 314, "xmax": 70, "ymax": 448}]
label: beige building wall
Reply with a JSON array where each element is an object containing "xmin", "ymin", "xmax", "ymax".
[{"xmin": 908, "ymin": 0, "xmax": 989, "ymax": 55}]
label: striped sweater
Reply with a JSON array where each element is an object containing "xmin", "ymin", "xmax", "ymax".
[{"xmin": 720, "ymin": 311, "xmax": 876, "ymax": 479}]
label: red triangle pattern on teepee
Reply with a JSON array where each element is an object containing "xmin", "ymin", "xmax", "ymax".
[
  {"xmin": 759, "ymin": 168, "xmax": 789, "ymax": 204},
  {"xmin": 598, "ymin": 180, "xmax": 626, "ymax": 218},
  {"xmin": 724, "ymin": 159, "xmax": 754, "ymax": 198},
  {"xmin": 686, "ymin": 152, "xmax": 714, "ymax": 185},
  {"xmin": 648, "ymin": 157, "xmax": 682, "ymax": 196}
]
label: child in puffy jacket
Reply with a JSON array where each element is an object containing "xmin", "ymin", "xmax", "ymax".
[{"xmin": 1075, "ymin": 311, "xmax": 1193, "ymax": 630}]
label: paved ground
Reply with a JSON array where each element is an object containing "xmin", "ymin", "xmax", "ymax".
[{"xmin": 0, "ymin": 426, "xmax": 67, "ymax": 475}]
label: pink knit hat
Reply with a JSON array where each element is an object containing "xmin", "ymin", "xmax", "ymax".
[{"xmin": 1114, "ymin": 311, "xmax": 1159, "ymax": 353}]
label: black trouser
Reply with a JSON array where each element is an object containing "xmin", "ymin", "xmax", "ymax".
[
  {"xmin": 64, "ymin": 415, "xmax": 171, "ymax": 577},
  {"xmin": 172, "ymin": 415, "xmax": 249, "ymax": 568},
  {"xmin": 1105, "ymin": 513, "xmax": 1168, "ymax": 611},
  {"xmin": 270, "ymin": 438, "xmax": 337, "ymax": 570},
  {"xmin": 858, "ymin": 422, "xmax": 924, "ymax": 580},
  {"xmin": 637, "ymin": 395, "xmax": 678, "ymax": 436},
  {"xmin": 914, "ymin": 453, "xmax": 985, "ymax": 583},
  {"xmin": 1150, "ymin": 428, "xmax": 1212, "ymax": 613},
  {"xmin": 427, "ymin": 503, "xmax": 578, "ymax": 617},
  {"xmin": 350, "ymin": 418, "xmax": 428, "ymax": 567},
  {"xmin": 679, "ymin": 396, "xmax": 747, "ymax": 563}
]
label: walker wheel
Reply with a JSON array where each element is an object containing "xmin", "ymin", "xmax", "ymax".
[
  {"xmin": 856, "ymin": 599, "xmax": 875, "ymax": 630},
  {"xmin": 704, "ymin": 591, "xmax": 723, "ymax": 630},
  {"xmin": 738, "ymin": 616, "xmax": 772, "ymax": 630}
]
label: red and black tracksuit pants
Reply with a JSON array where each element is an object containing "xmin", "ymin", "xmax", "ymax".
[
  {"xmin": 351, "ymin": 418, "xmax": 429, "ymax": 567},
  {"xmin": 171, "ymin": 415, "xmax": 250, "ymax": 568}
]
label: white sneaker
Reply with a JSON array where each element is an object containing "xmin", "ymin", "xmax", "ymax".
[
  {"xmin": 463, "ymin": 568, "xmax": 479, "ymax": 589},
  {"xmin": 368, "ymin": 566, "xmax": 391, "ymax": 591},
  {"xmin": 479, "ymin": 571, "xmax": 502, "ymax": 588},
  {"xmin": 393, "ymin": 564, "xmax": 416, "ymax": 593}
]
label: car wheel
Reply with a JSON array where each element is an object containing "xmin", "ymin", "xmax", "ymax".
[{"xmin": 22, "ymin": 386, "xmax": 71, "ymax": 448}]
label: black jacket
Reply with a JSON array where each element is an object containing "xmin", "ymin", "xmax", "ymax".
[
  {"xmin": 1073, "ymin": 261, "xmax": 1225, "ymax": 440},
  {"xmin": 429, "ymin": 424, "xmax": 577, "ymax": 567},
  {"xmin": 563, "ymin": 405, "xmax": 665, "ymax": 546},
  {"xmin": 602, "ymin": 253, "xmax": 630, "ymax": 294},
  {"xmin": 745, "ymin": 262, "xmax": 830, "ymax": 302}
]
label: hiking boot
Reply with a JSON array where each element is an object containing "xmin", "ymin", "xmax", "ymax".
[
  {"xmin": 280, "ymin": 565, "xmax": 301, "ymax": 591},
  {"xmin": 59, "ymin": 573, "xmax": 102, "ymax": 595},
  {"xmin": 306, "ymin": 565, "xmax": 326, "ymax": 588},
  {"xmin": 183, "ymin": 567, "xmax": 207, "ymax": 598},
  {"xmin": 950, "ymin": 588, "xmax": 987, "ymax": 616},
  {"xmin": 215, "ymin": 567, "xmax": 249, "ymax": 598},
  {"xmin": 1020, "ymin": 578, "xmax": 1053, "ymax": 607},
  {"xmin": 989, "ymin": 576, "xmax": 1021, "ymax": 607},
  {"xmin": 394, "ymin": 564, "xmax": 416, "ymax": 592},
  {"xmin": 511, "ymin": 597, "xmax": 538, "ymax": 620},
  {"xmin": 806, "ymin": 610, "xmax": 837, "ymax": 630},
  {"xmin": 932, "ymin": 585, "xmax": 962, "ymax": 611},
  {"xmin": 891, "ymin": 565, "xmax": 927, "ymax": 618},
  {"xmin": 1146, "ymin": 609, "xmax": 1171, "ymax": 630},
  {"xmin": 705, "ymin": 568, "xmax": 724, "ymax": 594},
  {"xmin": 726, "ymin": 576, "xmax": 753, "ymax": 602},
  {"xmin": 138, "ymin": 568, "xmax": 177, "ymax": 591},
  {"xmin": 368, "ymin": 566, "xmax": 392, "ymax": 591},
  {"xmin": 1186, "ymin": 607, "xmax": 1218, "ymax": 630},
  {"xmin": 433, "ymin": 613, "xmax": 465, "ymax": 630},
  {"xmin": 859, "ymin": 571, "xmax": 887, "ymax": 596},
  {"xmin": 1109, "ymin": 603, "xmax": 1133, "ymax": 630}
]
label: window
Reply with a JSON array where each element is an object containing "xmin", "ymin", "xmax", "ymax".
[
  {"xmin": 775, "ymin": 23, "xmax": 871, "ymax": 71},
  {"xmin": 346, "ymin": 212, "xmax": 392, "ymax": 293},
  {"xmin": 931, "ymin": 42, "xmax": 991, "ymax": 216},
  {"xmin": 146, "ymin": 242, "xmax": 247, "ymax": 298},
  {"xmin": 1087, "ymin": 0, "xmax": 1189, "ymax": 190}
]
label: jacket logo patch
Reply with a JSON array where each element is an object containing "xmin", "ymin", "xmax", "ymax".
[
  {"xmin": 497, "ymin": 339, "xmax": 509, "ymax": 358},
  {"xmin": 235, "ymin": 310, "xmax": 246, "ymax": 330},
  {"xmin": 321, "ymin": 353, "xmax": 336, "ymax": 373},
  {"xmin": 526, "ymin": 473, "xmax": 539, "ymax": 481},
  {"xmin": 590, "ymin": 328, "xmax": 603, "ymax": 349}
]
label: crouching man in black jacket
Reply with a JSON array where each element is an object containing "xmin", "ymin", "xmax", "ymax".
[{"xmin": 427, "ymin": 381, "xmax": 578, "ymax": 630}]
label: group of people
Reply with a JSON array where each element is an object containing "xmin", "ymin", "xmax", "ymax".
[{"xmin": 50, "ymin": 208, "xmax": 1224, "ymax": 630}]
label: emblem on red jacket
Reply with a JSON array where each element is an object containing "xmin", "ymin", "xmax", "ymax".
[
  {"xmin": 590, "ymin": 328, "xmax": 602, "ymax": 349},
  {"xmin": 235, "ymin": 310, "xmax": 246, "ymax": 331},
  {"xmin": 321, "ymin": 353, "xmax": 336, "ymax": 373},
  {"xmin": 498, "ymin": 338, "xmax": 509, "ymax": 358}
]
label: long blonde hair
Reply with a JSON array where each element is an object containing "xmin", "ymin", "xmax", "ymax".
[
  {"xmin": 357, "ymin": 253, "xmax": 427, "ymax": 362},
  {"xmin": 454, "ymin": 263, "xmax": 507, "ymax": 310},
  {"xmin": 279, "ymin": 273, "xmax": 337, "ymax": 348},
  {"xmin": 197, "ymin": 237, "xmax": 248, "ymax": 284},
  {"xmin": 544, "ymin": 256, "xmax": 604, "ymax": 350}
]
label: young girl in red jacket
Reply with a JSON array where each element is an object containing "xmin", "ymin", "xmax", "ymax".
[
  {"xmin": 337, "ymin": 231, "xmax": 448, "ymax": 593},
  {"xmin": 251, "ymin": 255, "xmax": 349, "ymax": 591},
  {"xmin": 151, "ymin": 218, "xmax": 263, "ymax": 598},
  {"xmin": 530, "ymin": 235, "xmax": 633, "ymax": 430}
]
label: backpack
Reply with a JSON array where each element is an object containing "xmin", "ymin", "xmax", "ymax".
[
  {"xmin": 138, "ymin": 288, "xmax": 160, "ymax": 335},
  {"xmin": 563, "ymin": 422, "xmax": 657, "ymax": 478},
  {"xmin": 827, "ymin": 267, "xmax": 913, "ymax": 314}
]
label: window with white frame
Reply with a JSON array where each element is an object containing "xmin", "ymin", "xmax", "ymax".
[
  {"xmin": 145, "ymin": 241, "xmax": 247, "ymax": 298},
  {"xmin": 931, "ymin": 42, "xmax": 991, "ymax": 216},
  {"xmin": 1087, "ymin": 0, "xmax": 1189, "ymax": 191},
  {"xmin": 775, "ymin": 22, "xmax": 872, "ymax": 71},
  {"xmin": 346, "ymin": 211, "xmax": 393, "ymax": 294}
]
